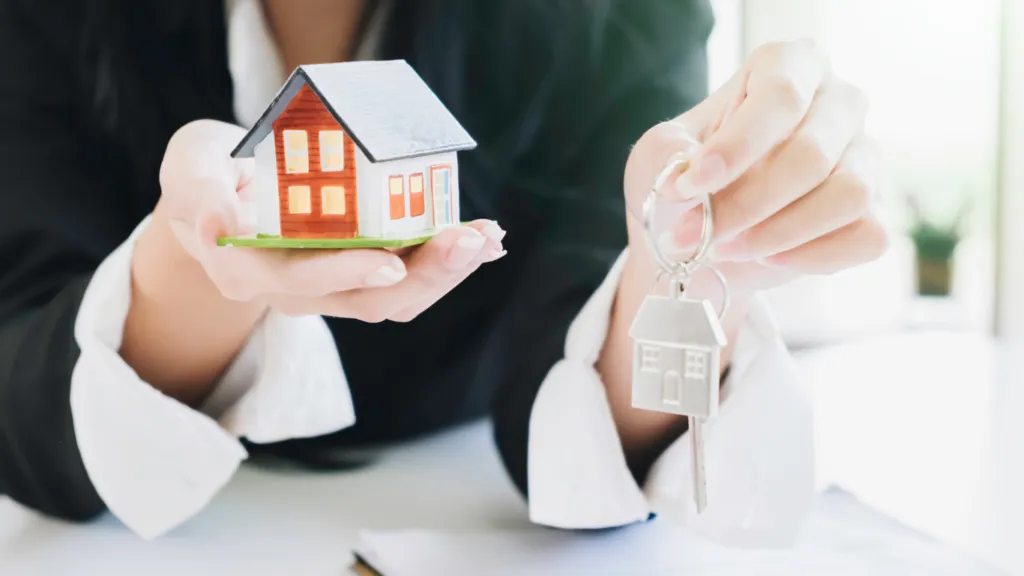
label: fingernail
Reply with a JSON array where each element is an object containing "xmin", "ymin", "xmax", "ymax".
[
  {"xmin": 457, "ymin": 234, "xmax": 487, "ymax": 250},
  {"xmin": 675, "ymin": 154, "xmax": 726, "ymax": 198},
  {"xmin": 366, "ymin": 265, "xmax": 406, "ymax": 287},
  {"xmin": 482, "ymin": 221, "xmax": 507, "ymax": 243},
  {"xmin": 447, "ymin": 233, "xmax": 487, "ymax": 269}
]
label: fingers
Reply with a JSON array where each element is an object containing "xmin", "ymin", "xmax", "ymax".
[
  {"xmin": 707, "ymin": 78, "xmax": 869, "ymax": 241},
  {"xmin": 333, "ymin": 222, "xmax": 504, "ymax": 322},
  {"xmin": 710, "ymin": 135, "xmax": 879, "ymax": 262},
  {"xmin": 764, "ymin": 216, "xmax": 889, "ymax": 275},
  {"xmin": 388, "ymin": 220, "xmax": 506, "ymax": 322},
  {"xmin": 664, "ymin": 80, "xmax": 870, "ymax": 253},
  {"xmin": 685, "ymin": 260, "xmax": 800, "ymax": 301},
  {"xmin": 674, "ymin": 40, "xmax": 829, "ymax": 199},
  {"xmin": 201, "ymin": 244, "xmax": 408, "ymax": 302},
  {"xmin": 270, "ymin": 221, "xmax": 505, "ymax": 322}
]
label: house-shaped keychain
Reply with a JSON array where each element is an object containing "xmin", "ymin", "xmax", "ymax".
[
  {"xmin": 219, "ymin": 60, "xmax": 477, "ymax": 249},
  {"xmin": 628, "ymin": 288, "xmax": 728, "ymax": 418}
]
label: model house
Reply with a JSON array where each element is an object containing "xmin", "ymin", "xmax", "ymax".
[
  {"xmin": 628, "ymin": 295, "xmax": 727, "ymax": 418},
  {"xmin": 221, "ymin": 60, "xmax": 477, "ymax": 248}
]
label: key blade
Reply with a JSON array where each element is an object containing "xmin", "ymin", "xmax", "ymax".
[{"xmin": 689, "ymin": 416, "xmax": 708, "ymax": 513}]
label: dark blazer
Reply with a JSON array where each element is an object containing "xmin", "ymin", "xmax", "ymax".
[{"xmin": 0, "ymin": 0, "xmax": 713, "ymax": 522}]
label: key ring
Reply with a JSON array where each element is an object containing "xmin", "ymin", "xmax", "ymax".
[
  {"xmin": 642, "ymin": 156, "xmax": 714, "ymax": 278},
  {"xmin": 642, "ymin": 156, "xmax": 730, "ymax": 319}
]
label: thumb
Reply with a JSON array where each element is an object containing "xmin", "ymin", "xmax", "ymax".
[
  {"xmin": 194, "ymin": 180, "xmax": 258, "ymax": 251},
  {"xmin": 671, "ymin": 63, "xmax": 750, "ymax": 143},
  {"xmin": 166, "ymin": 169, "xmax": 256, "ymax": 263},
  {"xmin": 159, "ymin": 120, "xmax": 253, "ymax": 222}
]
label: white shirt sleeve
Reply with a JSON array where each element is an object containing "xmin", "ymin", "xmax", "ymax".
[
  {"xmin": 526, "ymin": 248, "xmax": 815, "ymax": 548},
  {"xmin": 70, "ymin": 216, "xmax": 355, "ymax": 540}
]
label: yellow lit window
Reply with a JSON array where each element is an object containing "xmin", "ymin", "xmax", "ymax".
[
  {"xmin": 288, "ymin": 185, "xmax": 311, "ymax": 214},
  {"xmin": 283, "ymin": 130, "xmax": 308, "ymax": 174},
  {"xmin": 321, "ymin": 186, "xmax": 346, "ymax": 215},
  {"xmin": 319, "ymin": 131, "xmax": 345, "ymax": 172}
]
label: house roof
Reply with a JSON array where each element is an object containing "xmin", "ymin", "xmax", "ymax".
[
  {"xmin": 628, "ymin": 296, "xmax": 728, "ymax": 348},
  {"xmin": 231, "ymin": 60, "xmax": 477, "ymax": 163}
]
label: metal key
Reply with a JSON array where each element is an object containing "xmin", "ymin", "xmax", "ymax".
[{"xmin": 629, "ymin": 161, "xmax": 729, "ymax": 514}]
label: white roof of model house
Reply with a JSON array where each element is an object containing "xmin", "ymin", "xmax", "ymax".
[
  {"xmin": 232, "ymin": 60, "xmax": 477, "ymax": 162},
  {"xmin": 628, "ymin": 296, "xmax": 728, "ymax": 348}
]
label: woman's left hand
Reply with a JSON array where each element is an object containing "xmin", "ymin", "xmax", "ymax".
[{"xmin": 624, "ymin": 39, "xmax": 888, "ymax": 298}]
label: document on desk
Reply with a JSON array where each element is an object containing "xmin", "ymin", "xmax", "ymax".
[{"xmin": 351, "ymin": 488, "xmax": 1009, "ymax": 576}]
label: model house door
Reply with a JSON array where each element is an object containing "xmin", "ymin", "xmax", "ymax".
[
  {"xmin": 431, "ymin": 166, "xmax": 452, "ymax": 226},
  {"xmin": 662, "ymin": 370, "xmax": 682, "ymax": 407}
]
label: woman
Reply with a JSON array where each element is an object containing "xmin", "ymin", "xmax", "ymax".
[{"xmin": 0, "ymin": 0, "xmax": 885, "ymax": 542}]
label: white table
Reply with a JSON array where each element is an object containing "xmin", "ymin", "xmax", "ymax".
[
  {"xmin": 0, "ymin": 421, "xmax": 531, "ymax": 575},
  {"xmin": 1, "ymin": 331, "xmax": 1021, "ymax": 575}
]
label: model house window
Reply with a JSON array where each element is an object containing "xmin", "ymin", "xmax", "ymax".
[
  {"xmin": 684, "ymin": 350, "xmax": 707, "ymax": 379},
  {"xmin": 640, "ymin": 346, "xmax": 660, "ymax": 373},
  {"xmin": 283, "ymin": 130, "xmax": 309, "ymax": 174},
  {"xmin": 319, "ymin": 131, "xmax": 345, "ymax": 172},
  {"xmin": 409, "ymin": 173, "xmax": 425, "ymax": 217},
  {"xmin": 321, "ymin": 186, "xmax": 346, "ymax": 215},
  {"xmin": 389, "ymin": 175, "xmax": 405, "ymax": 220},
  {"xmin": 288, "ymin": 185, "xmax": 311, "ymax": 214}
]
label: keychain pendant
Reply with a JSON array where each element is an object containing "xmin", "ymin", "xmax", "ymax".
[
  {"xmin": 628, "ymin": 276, "xmax": 727, "ymax": 514},
  {"xmin": 628, "ymin": 277, "xmax": 726, "ymax": 419}
]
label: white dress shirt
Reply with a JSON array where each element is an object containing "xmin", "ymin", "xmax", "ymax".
[{"xmin": 68, "ymin": 0, "xmax": 815, "ymax": 544}]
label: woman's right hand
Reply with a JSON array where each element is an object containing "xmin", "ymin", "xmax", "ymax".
[{"xmin": 155, "ymin": 120, "xmax": 505, "ymax": 324}]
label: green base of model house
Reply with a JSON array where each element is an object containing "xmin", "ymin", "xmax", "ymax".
[{"xmin": 217, "ymin": 232, "xmax": 436, "ymax": 249}]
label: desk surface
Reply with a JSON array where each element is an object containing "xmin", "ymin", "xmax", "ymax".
[
  {"xmin": 0, "ymin": 421, "xmax": 531, "ymax": 575},
  {"xmin": 2, "ymin": 330, "xmax": 1022, "ymax": 575}
]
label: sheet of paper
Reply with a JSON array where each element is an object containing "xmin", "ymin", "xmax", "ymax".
[{"xmin": 353, "ymin": 488, "xmax": 1009, "ymax": 576}]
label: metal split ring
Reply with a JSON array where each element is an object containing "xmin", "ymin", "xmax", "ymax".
[
  {"xmin": 642, "ymin": 156, "xmax": 715, "ymax": 279},
  {"xmin": 643, "ymin": 156, "xmax": 730, "ymax": 320}
]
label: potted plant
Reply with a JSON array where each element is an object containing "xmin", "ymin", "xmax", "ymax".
[{"xmin": 906, "ymin": 193, "xmax": 970, "ymax": 297}]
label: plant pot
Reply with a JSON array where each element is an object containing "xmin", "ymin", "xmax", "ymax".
[{"xmin": 915, "ymin": 256, "xmax": 953, "ymax": 297}]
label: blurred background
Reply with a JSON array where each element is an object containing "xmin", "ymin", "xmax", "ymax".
[{"xmin": 707, "ymin": 0, "xmax": 1017, "ymax": 347}]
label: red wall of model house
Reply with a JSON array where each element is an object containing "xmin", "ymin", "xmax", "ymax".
[{"xmin": 272, "ymin": 84, "xmax": 359, "ymax": 239}]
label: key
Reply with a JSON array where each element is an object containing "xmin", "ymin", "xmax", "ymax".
[{"xmin": 629, "ymin": 275, "xmax": 726, "ymax": 513}]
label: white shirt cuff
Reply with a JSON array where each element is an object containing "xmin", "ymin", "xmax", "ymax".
[
  {"xmin": 70, "ymin": 216, "xmax": 355, "ymax": 540},
  {"xmin": 526, "ymin": 248, "xmax": 815, "ymax": 548}
]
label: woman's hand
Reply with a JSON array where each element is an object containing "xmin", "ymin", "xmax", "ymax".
[
  {"xmin": 624, "ymin": 39, "xmax": 887, "ymax": 300},
  {"xmin": 123, "ymin": 119, "xmax": 503, "ymax": 405},
  {"xmin": 156, "ymin": 120, "xmax": 505, "ymax": 323},
  {"xmin": 603, "ymin": 40, "xmax": 887, "ymax": 473}
]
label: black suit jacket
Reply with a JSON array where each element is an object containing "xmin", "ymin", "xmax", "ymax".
[{"xmin": 0, "ymin": 0, "xmax": 713, "ymax": 522}]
